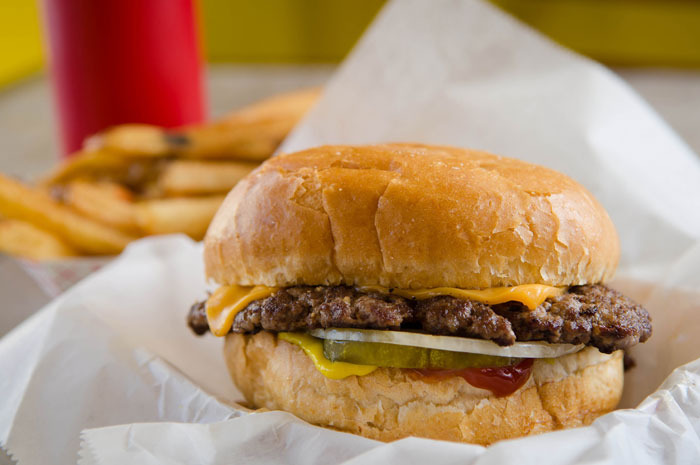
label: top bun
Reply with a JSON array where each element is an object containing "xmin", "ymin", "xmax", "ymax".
[{"xmin": 205, "ymin": 144, "xmax": 619, "ymax": 289}]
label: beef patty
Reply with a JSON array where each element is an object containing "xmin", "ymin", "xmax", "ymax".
[{"xmin": 187, "ymin": 284, "xmax": 651, "ymax": 353}]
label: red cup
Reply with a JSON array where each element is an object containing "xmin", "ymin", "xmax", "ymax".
[{"xmin": 41, "ymin": 0, "xmax": 206, "ymax": 157}]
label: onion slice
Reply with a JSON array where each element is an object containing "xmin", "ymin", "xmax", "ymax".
[{"xmin": 309, "ymin": 328, "xmax": 584, "ymax": 359}]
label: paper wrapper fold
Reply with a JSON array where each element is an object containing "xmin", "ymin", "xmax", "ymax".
[
  {"xmin": 3, "ymin": 0, "xmax": 700, "ymax": 463},
  {"xmin": 16, "ymin": 256, "xmax": 112, "ymax": 297}
]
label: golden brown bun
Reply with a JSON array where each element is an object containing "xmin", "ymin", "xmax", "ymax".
[
  {"xmin": 225, "ymin": 332, "xmax": 623, "ymax": 445},
  {"xmin": 205, "ymin": 144, "xmax": 619, "ymax": 289}
]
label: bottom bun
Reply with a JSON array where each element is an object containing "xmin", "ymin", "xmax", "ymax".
[{"xmin": 224, "ymin": 332, "xmax": 623, "ymax": 445}]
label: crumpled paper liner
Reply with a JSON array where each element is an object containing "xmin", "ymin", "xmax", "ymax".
[
  {"xmin": 78, "ymin": 364, "xmax": 700, "ymax": 464},
  {"xmin": 3, "ymin": 0, "xmax": 700, "ymax": 463},
  {"xmin": 1, "ymin": 237, "xmax": 244, "ymax": 464},
  {"xmin": 1, "ymin": 234, "xmax": 699, "ymax": 465},
  {"xmin": 16, "ymin": 256, "xmax": 111, "ymax": 297}
]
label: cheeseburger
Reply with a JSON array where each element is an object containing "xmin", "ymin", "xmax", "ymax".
[{"xmin": 188, "ymin": 143, "xmax": 651, "ymax": 445}]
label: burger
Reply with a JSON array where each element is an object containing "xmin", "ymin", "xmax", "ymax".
[{"xmin": 187, "ymin": 143, "xmax": 651, "ymax": 445}]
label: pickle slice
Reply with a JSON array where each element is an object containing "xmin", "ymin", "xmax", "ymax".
[
  {"xmin": 323, "ymin": 339, "xmax": 519, "ymax": 369},
  {"xmin": 310, "ymin": 328, "xmax": 583, "ymax": 358}
]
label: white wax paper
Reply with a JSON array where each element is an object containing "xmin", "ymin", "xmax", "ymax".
[
  {"xmin": 2, "ymin": 0, "xmax": 700, "ymax": 463},
  {"xmin": 282, "ymin": 0, "xmax": 700, "ymax": 281},
  {"xmin": 16, "ymin": 256, "xmax": 111, "ymax": 297}
]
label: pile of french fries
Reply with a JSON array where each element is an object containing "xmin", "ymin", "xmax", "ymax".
[{"xmin": 0, "ymin": 88, "xmax": 319, "ymax": 260}]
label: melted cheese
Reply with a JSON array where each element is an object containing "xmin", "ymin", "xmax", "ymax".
[
  {"xmin": 278, "ymin": 332, "xmax": 377, "ymax": 379},
  {"xmin": 206, "ymin": 285, "xmax": 278, "ymax": 336},
  {"xmin": 358, "ymin": 284, "xmax": 566, "ymax": 310},
  {"xmin": 205, "ymin": 283, "xmax": 565, "ymax": 337}
]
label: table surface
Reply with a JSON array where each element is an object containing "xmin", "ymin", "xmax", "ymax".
[{"xmin": 1, "ymin": 64, "xmax": 699, "ymax": 463}]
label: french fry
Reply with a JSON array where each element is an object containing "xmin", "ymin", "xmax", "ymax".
[
  {"xmin": 42, "ymin": 149, "xmax": 163, "ymax": 191},
  {"xmin": 157, "ymin": 160, "xmax": 256, "ymax": 196},
  {"xmin": 95, "ymin": 87, "xmax": 320, "ymax": 161},
  {"xmin": 83, "ymin": 125, "xmax": 169, "ymax": 157},
  {"xmin": 23, "ymin": 88, "xmax": 316, "ymax": 255},
  {"xmin": 135, "ymin": 195, "xmax": 226, "ymax": 241},
  {"xmin": 43, "ymin": 149, "xmax": 128, "ymax": 185},
  {"xmin": 175, "ymin": 87, "xmax": 320, "ymax": 161},
  {"xmin": 61, "ymin": 181, "xmax": 141, "ymax": 234},
  {"xmin": 0, "ymin": 173, "xmax": 136, "ymax": 255},
  {"xmin": 0, "ymin": 218, "xmax": 77, "ymax": 260}
]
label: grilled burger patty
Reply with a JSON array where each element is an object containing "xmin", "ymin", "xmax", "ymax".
[{"xmin": 188, "ymin": 284, "xmax": 651, "ymax": 353}]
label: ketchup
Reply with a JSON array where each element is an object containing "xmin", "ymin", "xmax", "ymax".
[{"xmin": 410, "ymin": 359, "xmax": 534, "ymax": 397}]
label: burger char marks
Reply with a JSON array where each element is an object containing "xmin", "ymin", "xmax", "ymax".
[
  {"xmin": 187, "ymin": 284, "xmax": 652, "ymax": 353},
  {"xmin": 493, "ymin": 285, "xmax": 652, "ymax": 353}
]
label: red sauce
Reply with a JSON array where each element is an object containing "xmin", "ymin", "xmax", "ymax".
[{"xmin": 410, "ymin": 359, "xmax": 534, "ymax": 397}]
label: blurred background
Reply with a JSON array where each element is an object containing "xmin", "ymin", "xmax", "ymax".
[
  {"xmin": 1, "ymin": 0, "xmax": 699, "ymax": 176},
  {"xmin": 4, "ymin": 0, "xmax": 700, "ymax": 85},
  {"xmin": 1, "ymin": 0, "xmax": 700, "ymax": 347}
]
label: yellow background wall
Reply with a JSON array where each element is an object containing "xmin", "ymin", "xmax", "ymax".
[
  {"xmin": 492, "ymin": 0, "xmax": 700, "ymax": 68},
  {"xmin": 2, "ymin": 0, "xmax": 700, "ymax": 88},
  {"xmin": 200, "ymin": 0, "xmax": 384, "ymax": 62},
  {"xmin": 0, "ymin": 0, "xmax": 43, "ymax": 88}
]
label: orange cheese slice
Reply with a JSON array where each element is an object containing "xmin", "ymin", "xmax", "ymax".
[
  {"xmin": 358, "ymin": 284, "xmax": 566, "ymax": 311},
  {"xmin": 205, "ymin": 285, "xmax": 278, "ymax": 337},
  {"xmin": 205, "ymin": 284, "xmax": 565, "ymax": 337}
]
